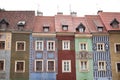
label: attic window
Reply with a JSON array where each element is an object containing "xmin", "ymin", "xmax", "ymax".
[
  {"xmin": 62, "ymin": 25, "xmax": 68, "ymax": 31},
  {"xmin": 110, "ymin": 18, "xmax": 119, "ymax": 28},
  {"xmin": 76, "ymin": 23, "xmax": 85, "ymax": 32},
  {"xmin": 98, "ymin": 27, "xmax": 103, "ymax": 32},
  {"xmin": 0, "ymin": 19, "xmax": 9, "ymax": 30},
  {"xmin": 93, "ymin": 20, "xmax": 104, "ymax": 32},
  {"xmin": 17, "ymin": 21, "xmax": 26, "ymax": 30},
  {"xmin": 43, "ymin": 26, "xmax": 49, "ymax": 32}
]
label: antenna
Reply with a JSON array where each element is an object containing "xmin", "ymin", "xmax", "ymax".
[{"xmin": 69, "ymin": 4, "xmax": 72, "ymax": 13}]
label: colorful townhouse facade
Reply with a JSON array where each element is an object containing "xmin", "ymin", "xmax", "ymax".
[
  {"xmin": 74, "ymin": 17, "xmax": 93, "ymax": 80},
  {"xmin": 29, "ymin": 16, "xmax": 57, "ymax": 80},
  {"xmin": 99, "ymin": 12, "xmax": 120, "ymax": 80},
  {"xmin": 86, "ymin": 15, "xmax": 112, "ymax": 80},
  {"xmin": 55, "ymin": 13, "xmax": 76, "ymax": 80}
]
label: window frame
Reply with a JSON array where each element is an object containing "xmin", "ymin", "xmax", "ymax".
[
  {"xmin": 62, "ymin": 25, "xmax": 68, "ymax": 31},
  {"xmin": 98, "ymin": 61, "xmax": 106, "ymax": 71},
  {"xmin": 34, "ymin": 59, "xmax": 43, "ymax": 72},
  {"xmin": 47, "ymin": 60, "xmax": 55, "ymax": 72},
  {"xmin": 47, "ymin": 41, "xmax": 55, "ymax": 51},
  {"xmin": 35, "ymin": 40, "xmax": 44, "ymax": 51},
  {"xmin": 62, "ymin": 60, "xmax": 71, "ymax": 73},
  {"xmin": 79, "ymin": 42, "xmax": 87, "ymax": 51},
  {"xmin": 16, "ymin": 41, "xmax": 26, "ymax": 51},
  {"xmin": 79, "ymin": 60, "xmax": 89, "ymax": 72},
  {"xmin": 43, "ymin": 27, "xmax": 49, "ymax": 32},
  {"xmin": 98, "ymin": 27, "xmax": 103, "ymax": 32},
  {"xmin": 0, "ymin": 41, "xmax": 5, "ymax": 50},
  {"xmin": 15, "ymin": 60, "xmax": 25, "ymax": 73},
  {"xmin": 62, "ymin": 40, "xmax": 70, "ymax": 50},
  {"xmin": 0, "ymin": 59, "xmax": 5, "ymax": 71},
  {"xmin": 114, "ymin": 43, "xmax": 120, "ymax": 53},
  {"xmin": 116, "ymin": 62, "xmax": 120, "ymax": 72},
  {"xmin": 97, "ymin": 43, "xmax": 105, "ymax": 51}
]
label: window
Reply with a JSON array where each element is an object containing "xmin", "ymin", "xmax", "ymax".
[
  {"xmin": 116, "ymin": 63, "xmax": 120, "ymax": 72},
  {"xmin": 62, "ymin": 60, "xmax": 71, "ymax": 72},
  {"xmin": 115, "ymin": 43, "xmax": 120, "ymax": 53},
  {"xmin": 47, "ymin": 60, "xmax": 55, "ymax": 72},
  {"xmin": 35, "ymin": 60, "xmax": 43, "ymax": 72},
  {"xmin": 97, "ymin": 43, "xmax": 104, "ymax": 51},
  {"xmin": 35, "ymin": 41, "xmax": 43, "ymax": 51},
  {"xmin": 79, "ymin": 28, "xmax": 84, "ymax": 32},
  {"xmin": 98, "ymin": 27, "xmax": 103, "ymax": 32},
  {"xmin": 79, "ymin": 60, "xmax": 88, "ymax": 71},
  {"xmin": 0, "ymin": 41, "xmax": 5, "ymax": 49},
  {"xmin": 80, "ymin": 43, "xmax": 87, "ymax": 51},
  {"xmin": 0, "ymin": 60, "xmax": 5, "ymax": 71},
  {"xmin": 43, "ymin": 27, "xmax": 49, "ymax": 32},
  {"xmin": 110, "ymin": 18, "xmax": 119, "ymax": 28},
  {"xmin": 47, "ymin": 41, "xmax": 55, "ymax": 51},
  {"xmin": 62, "ymin": 40, "xmax": 70, "ymax": 50},
  {"xmin": 16, "ymin": 41, "xmax": 26, "ymax": 51},
  {"xmin": 15, "ymin": 60, "xmax": 25, "ymax": 72},
  {"xmin": 98, "ymin": 61, "xmax": 106, "ymax": 71},
  {"xmin": 62, "ymin": 25, "xmax": 68, "ymax": 31}
]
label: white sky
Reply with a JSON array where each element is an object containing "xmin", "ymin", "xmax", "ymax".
[{"xmin": 0, "ymin": 0, "xmax": 120, "ymax": 16}]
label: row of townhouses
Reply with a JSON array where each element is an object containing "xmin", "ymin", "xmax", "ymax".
[{"xmin": 0, "ymin": 10, "xmax": 120, "ymax": 80}]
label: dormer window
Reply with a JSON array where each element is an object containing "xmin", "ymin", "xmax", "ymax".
[
  {"xmin": 0, "ymin": 19, "xmax": 9, "ymax": 30},
  {"xmin": 110, "ymin": 18, "xmax": 119, "ymax": 28},
  {"xmin": 76, "ymin": 23, "xmax": 85, "ymax": 32},
  {"xmin": 62, "ymin": 25, "xmax": 68, "ymax": 31},
  {"xmin": 17, "ymin": 21, "xmax": 26, "ymax": 30},
  {"xmin": 43, "ymin": 26, "xmax": 49, "ymax": 32},
  {"xmin": 93, "ymin": 20, "xmax": 104, "ymax": 32}
]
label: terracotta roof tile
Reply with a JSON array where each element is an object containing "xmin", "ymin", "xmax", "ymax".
[
  {"xmin": 0, "ymin": 11, "xmax": 35, "ymax": 31},
  {"xmin": 33, "ymin": 16, "xmax": 55, "ymax": 32},
  {"xmin": 99, "ymin": 12, "xmax": 120, "ymax": 31}
]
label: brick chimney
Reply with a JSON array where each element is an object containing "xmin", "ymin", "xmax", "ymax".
[
  {"xmin": 97, "ymin": 10, "xmax": 103, "ymax": 15},
  {"xmin": 70, "ymin": 12, "xmax": 77, "ymax": 16},
  {"xmin": 57, "ymin": 12, "xmax": 63, "ymax": 15},
  {"xmin": 37, "ymin": 11, "xmax": 43, "ymax": 16}
]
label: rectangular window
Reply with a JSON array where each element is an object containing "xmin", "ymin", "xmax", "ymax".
[
  {"xmin": 0, "ymin": 41, "xmax": 5, "ymax": 49},
  {"xmin": 62, "ymin": 25, "xmax": 68, "ymax": 31},
  {"xmin": 97, "ymin": 43, "xmax": 104, "ymax": 51},
  {"xmin": 35, "ymin": 41, "xmax": 43, "ymax": 51},
  {"xmin": 79, "ymin": 60, "xmax": 88, "ymax": 71},
  {"xmin": 116, "ymin": 63, "xmax": 120, "ymax": 72},
  {"xmin": 16, "ymin": 41, "xmax": 26, "ymax": 51},
  {"xmin": 98, "ymin": 61, "xmax": 106, "ymax": 71},
  {"xmin": 43, "ymin": 27, "xmax": 49, "ymax": 32},
  {"xmin": 62, "ymin": 60, "xmax": 71, "ymax": 72},
  {"xmin": 79, "ymin": 28, "xmax": 84, "ymax": 32},
  {"xmin": 115, "ymin": 43, "xmax": 120, "ymax": 53},
  {"xmin": 62, "ymin": 40, "xmax": 70, "ymax": 50},
  {"xmin": 47, "ymin": 60, "xmax": 55, "ymax": 72},
  {"xmin": 80, "ymin": 43, "xmax": 87, "ymax": 51},
  {"xmin": 0, "ymin": 60, "xmax": 5, "ymax": 71},
  {"xmin": 35, "ymin": 60, "xmax": 43, "ymax": 72},
  {"xmin": 98, "ymin": 27, "xmax": 103, "ymax": 32},
  {"xmin": 47, "ymin": 41, "xmax": 55, "ymax": 51},
  {"xmin": 15, "ymin": 60, "xmax": 25, "ymax": 72}
]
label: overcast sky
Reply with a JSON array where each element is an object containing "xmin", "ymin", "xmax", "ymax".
[{"xmin": 0, "ymin": 0, "xmax": 120, "ymax": 16}]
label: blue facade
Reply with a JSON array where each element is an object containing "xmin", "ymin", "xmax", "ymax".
[
  {"xmin": 92, "ymin": 35, "xmax": 112, "ymax": 80},
  {"xmin": 29, "ymin": 34, "xmax": 57, "ymax": 80}
]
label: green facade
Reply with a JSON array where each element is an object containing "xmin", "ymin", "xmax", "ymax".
[{"xmin": 75, "ymin": 36, "xmax": 93, "ymax": 80}]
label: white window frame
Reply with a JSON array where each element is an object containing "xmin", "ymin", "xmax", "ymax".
[
  {"xmin": 15, "ymin": 60, "xmax": 25, "ymax": 73},
  {"xmin": 98, "ymin": 61, "xmax": 106, "ymax": 71},
  {"xmin": 79, "ymin": 42, "xmax": 87, "ymax": 51},
  {"xmin": 79, "ymin": 60, "xmax": 89, "ymax": 72},
  {"xmin": 97, "ymin": 43, "xmax": 105, "ymax": 51},
  {"xmin": 0, "ymin": 40, "xmax": 5, "ymax": 50},
  {"xmin": 16, "ymin": 41, "xmax": 26, "ymax": 51},
  {"xmin": 35, "ymin": 40, "xmax": 43, "ymax": 51},
  {"xmin": 79, "ymin": 28, "xmax": 84, "ymax": 32},
  {"xmin": 98, "ymin": 27, "xmax": 103, "ymax": 32},
  {"xmin": 62, "ymin": 60, "xmax": 71, "ymax": 73},
  {"xmin": 34, "ymin": 59, "xmax": 43, "ymax": 72},
  {"xmin": 62, "ymin": 40, "xmax": 70, "ymax": 50},
  {"xmin": 116, "ymin": 62, "xmax": 120, "ymax": 72},
  {"xmin": 47, "ymin": 60, "xmax": 55, "ymax": 72},
  {"xmin": 114, "ymin": 43, "xmax": 120, "ymax": 53},
  {"xmin": 47, "ymin": 41, "xmax": 55, "ymax": 51},
  {"xmin": 0, "ymin": 59, "xmax": 5, "ymax": 71}
]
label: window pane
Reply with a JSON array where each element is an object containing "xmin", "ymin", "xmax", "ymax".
[
  {"xmin": 117, "ymin": 63, "xmax": 120, "ymax": 72},
  {"xmin": 0, "ymin": 61, "xmax": 4, "ymax": 71},
  {"xmin": 36, "ymin": 61, "xmax": 42, "ymax": 71},
  {"xmin": 16, "ymin": 62, "xmax": 24, "ymax": 71},
  {"xmin": 116, "ymin": 44, "xmax": 120, "ymax": 52},
  {"xmin": 0, "ymin": 41, "xmax": 5, "ymax": 49},
  {"xmin": 17, "ymin": 42, "xmax": 25, "ymax": 51},
  {"xmin": 48, "ymin": 61, "xmax": 54, "ymax": 71}
]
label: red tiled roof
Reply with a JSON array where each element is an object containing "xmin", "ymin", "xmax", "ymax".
[
  {"xmin": 99, "ymin": 12, "xmax": 120, "ymax": 30},
  {"xmin": 85, "ymin": 15, "xmax": 107, "ymax": 33},
  {"xmin": 33, "ymin": 16, "xmax": 55, "ymax": 32},
  {"xmin": 0, "ymin": 11, "xmax": 35, "ymax": 31}
]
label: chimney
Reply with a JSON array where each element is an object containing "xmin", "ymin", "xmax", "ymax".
[
  {"xmin": 70, "ymin": 12, "xmax": 77, "ymax": 16},
  {"xmin": 57, "ymin": 12, "xmax": 63, "ymax": 15},
  {"xmin": 37, "ymin": 11, "xmax": 43, "ymax": 16},
  {"xmin": 97, "ymin": 10, "xmax": 103, "ymax": 14}
]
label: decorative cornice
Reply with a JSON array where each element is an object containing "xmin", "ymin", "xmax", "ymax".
[
  {"xmin": 32, "ymin": 33, "xmax": 56, "ymax": 37},
  {"xmin": 56, "ymin": 32, "xmax": 74, "ymax": 36},
  {"xmin": 75, "ymin": 34, "xmax": 92, "ymax": 38}
]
